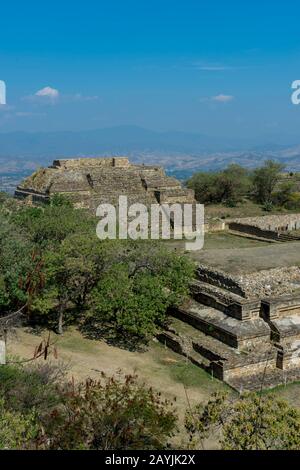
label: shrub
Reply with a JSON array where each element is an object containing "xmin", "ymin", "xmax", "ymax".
[
  {"xmin": 185, "ymin": 391, "xmax": 300, "ymax": 450},
  {"xmin": 0, "ymin": 399, "xmax": 37, "ymax": 449},
  {"xmin": 0, "ymin": 362, "xmax": 66, "ymax": 415},
  {"xmin": 40, "ymin": 373, "xmax": 177, "ymax": 450}
]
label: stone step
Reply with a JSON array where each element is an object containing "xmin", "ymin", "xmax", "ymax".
[
  {"xmin": 191, "ymin": 279, "xmax": 245, "ymax": 305},
  {"xmin": 190, "ymin": 280, "xmax": 261, "ymax": 321},
  {"xmin": 270, "ymin": 316, "xmax": 300, "ymax": 342},
  {"xmin": 157, "ymin": 330, "xmax": 213, "ymax": 372},
  {"xmin": 158, "ymin": 317, "xmax": 278, "ymax": 389},
  {"xmin": 227, "ymin": 229, "xmax": 278, "ymax": 243},
  {"xmin": 171, "ymin": 299, "xmax": 270, "ymax": 349},
  {"xmin": 278, "ymin": 233, "xmax": 300, "ymax": 242}
]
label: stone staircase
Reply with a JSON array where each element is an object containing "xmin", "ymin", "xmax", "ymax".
[
  {"xmin": 278, "ymin": 233, "xmax": 300, "ymax": 242},
  {"xmin": 158, "ymin": 273, "xmax": 300, "ymax": 391}
]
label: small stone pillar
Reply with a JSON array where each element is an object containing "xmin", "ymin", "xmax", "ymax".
[{"xmin": 0, "ymin": 340, "xmax": 6, "ymax": 365}]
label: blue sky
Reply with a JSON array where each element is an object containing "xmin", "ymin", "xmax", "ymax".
[{"xmin": 1, "ymin": 0, "xmax": 300, "ymax": 141}]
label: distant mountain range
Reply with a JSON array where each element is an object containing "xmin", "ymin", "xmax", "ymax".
[
  {"xmin": 1, "ymin": 126, "xmax": 300, "ymax": 189},
  {"xmin": 1, "ymin": 125, "xmax": 298, "ymax": 157}
]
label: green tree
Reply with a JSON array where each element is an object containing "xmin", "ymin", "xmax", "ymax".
[
  {"xmin": 217, "ymin": 164, "xmax": 251, "ymax": 206},
  {"xmin": 272, "ymin": 181, "xmax": 296, "ymax": 207},
  {"xmin": 89, "ymin": 240, "xmax": 194, "ymax": 339},
  {"xmin": 32, "ymin": 238, "xmax": 193, "ymax": 338},
  {"xmin": 186, "ymin": 172, "xmax": 219, "ymax": 203},
  {"xmin": 252, "ymin": 160, "xmax": 285, "ymax": 205},
  {"xmin": 11, "ymin": 205, "xmax": 95, "ymax": 247},
  {"xmin": 187, "ymin": 164, "xmax": 251, "ymax": 206},
  {"xmin": 32, "ymin": 234, "xmax": 111, "ymax": 333},
  {"xmin": 185, "ymin": 391, "xmax": 300, "ymax": 450},
  {"xmin": 0, "ymin": 215, "xmax": 36, "ymax": 310}
]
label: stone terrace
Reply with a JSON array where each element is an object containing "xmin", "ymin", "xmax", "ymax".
[
  {"xmin": 192, "ymin": 242, "xmax": 300, "ymax": 274},
  {"xmin": 231, "ymin": 214, "xmax": 300, "ymax": 232},
  {"xmin": 160, "ymin": 236, "xmax": 300, "ymax": 391},
  {"xmin": 229, "ymin": 214, "xmax": 300, "ymax": 242},
  {"xmin": 15, "ymin": 157, "xmax": 196, "ymax": 211}
]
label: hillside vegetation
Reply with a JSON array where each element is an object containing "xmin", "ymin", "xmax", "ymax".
[
  {"xmin": 187, "ymin": 160, "xmax": 300, "ymax": 214},
  {"xmin": 0, "ymin": 194, "xmax": 193, "ymax": 341}
]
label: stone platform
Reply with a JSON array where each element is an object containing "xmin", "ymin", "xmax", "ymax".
[
  {"xmin": 159, "ymin": 262, "xmax": 300, "ymax": 391},
  {"xmin": 14, "ymin": 157, "xmax": 196, "ymax": 212},
  {"xmin": 229, "ymin": 214, "xmax": 300, "ymax": 242}
]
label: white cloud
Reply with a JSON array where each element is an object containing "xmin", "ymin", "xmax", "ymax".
[
  {"xmin": 23, "ymin": 86, "xmax": 60, "ymax": 104},
  {"xmin": 212, "ymin": 94, "xmax": 234, "ymax": 103},
  {"xmin": 35, "ymin": 86, "xmax": 59, "ymax": 99},
  {"xmin": 23, "ymin": 88, "xmax": 100, "ymax": 105}
]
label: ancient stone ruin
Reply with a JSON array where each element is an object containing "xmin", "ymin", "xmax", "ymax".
[
  {"xmin": 229, "ymin": 214, "xmax": 300, "ymax": 241},
  {"xmin": 15, "ymin": 157, "xmax": 195, "ymax": 211},
  {"xmin": 159, "ymin": 262, "xmax": 300, "ymax": 391},
  {"xmin": 15, "ymin": 158, "xmax": 300, "ymax": 391}
]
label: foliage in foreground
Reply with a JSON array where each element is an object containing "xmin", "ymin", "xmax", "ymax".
[
  {"xmin": 185, "ymin": 391, "xmax": 300, "ymax": 450},
  {"xmin": 0, "ymin": 361, "xmax": 67, "ymax": 450},
  {"xmin": 40, "ymin": 373, "xmax": 177, "ymax": 450},
  {"xmin": 1, "ymin": 362, "xmax": 300, "ymax": 450},
  {"xmin": 0, "ymin": 399, "xmax": 37, "ymax": 450},
  {"xmin": 0, "ymin": 363, "xmax": 177, "ymax": 450}
]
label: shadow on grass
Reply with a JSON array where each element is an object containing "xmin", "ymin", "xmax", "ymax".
[
  {"xmin": 79, "ymin": 320, "xmax": 149, "ymax": 353},
  {"xmin": 23, "ymin": 324, "xmax": 49, "ymax": 337}
]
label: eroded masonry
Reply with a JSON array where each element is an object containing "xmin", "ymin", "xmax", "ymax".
[
  {"xmin": 15, "ymin": 157, "xmax": 195, "ymax": 210},
  {"xmin": 159, "ymin": 216, "xmax": 300, "ymax": 391},
  {"xmin": 159, "ymin": 260, "xmax": 300, "ymax": 391}
]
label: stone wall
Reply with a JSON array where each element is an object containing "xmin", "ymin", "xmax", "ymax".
[
  {"xmin": 229, "ymin": 221, "xmax": 280, "ymax": 240},
  {"xmin": 52, "ymin": 157, "xmax": 130, "ymax": 169},
  {"xmin": 223, "ymin": 358, "xmax": 277, "ymax": 382},
  {"xmin": 229, "ymin": 214, "xmax": 300, "ymax": 239},
  {"xmin": 204, "ymin": 219, "xmax": 226, "ymax": 233},
  {"xmin": 196, "ymin": 264, "xmax": 300, "ymax": 299},
  {"xmin": 196, "ymin": 265, "xmax": 246, "ymax": 297},
  {"xmin": 261, "ymin": 294, "xmax": 300, "ymax": 320}
]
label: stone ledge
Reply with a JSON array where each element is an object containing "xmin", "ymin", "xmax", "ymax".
[{"xmin": 172, "ymin": 301, "xmax": 270, "ymax": 349}]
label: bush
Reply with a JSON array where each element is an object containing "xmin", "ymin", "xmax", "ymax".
[
  {"xmin": 185, "ymin": 391, "xmax": 300, "ymax": 450},
  {"xmin": 0, "ymin": 399, "xmax": 37, "ymax": 449},
  {"xmin": 187, "ymin": 164, "xmax": 251, "ymax": 206},
  {"xmin": 40, "ymin": 373, "xmax": 178, "ymax": 450},
  {"xmin": 284, "ymin": 192, "xmax": 300, "ymax": 210},
  {"xmin": 0, "ymin": 362, "xmax": 66, "ymax": 415}
]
